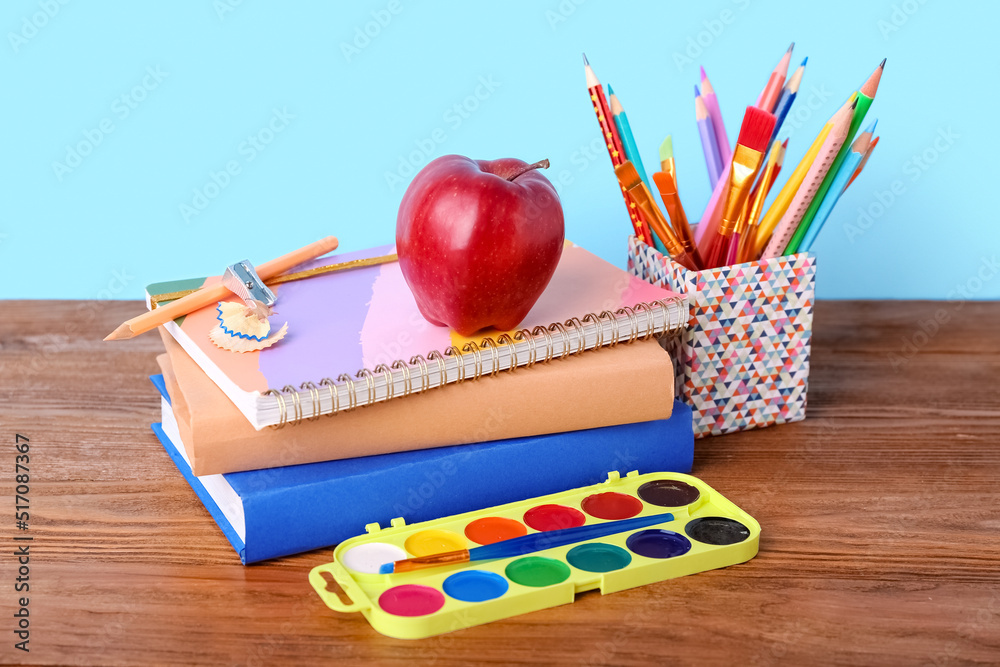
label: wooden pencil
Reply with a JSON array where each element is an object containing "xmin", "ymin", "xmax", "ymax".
[
  {"xmin": 695, "ymin": 86, "xmax": 724, "ymax": 187},
  {"xmin": 846, "ymin": 136, "xmax": 879, "ymax": 189},
  {"xmin": 699, "ymin": 67, "xmax": 731, "ymax": 164},
  {"xmin": 771, "ymin": 57, "xmax": 806, "ymax": 142},
  {"xmin": 756, "ymin": 42, "xmax": 794, "ymax": 113},
  {"xmin": 785, "ymin": 58, "xmax": 885, "ymax": 253},
  {"xmin": 584, "ymin": 54, "xmax": 653, "ymax": 245},
  {"xmin": 761, "ymin": 97, "xmax": 857, "ymax": 258},
  {"xmin": 800, "ymin": 120, "xmax": 876, "ymax": 252},
  {"xmin": 610, "ymin": 87, "xmax": 668, "ymax": 254},
  {"xmin": 104, "ymin": 236, "xmax": 340, "ymax": 341}
]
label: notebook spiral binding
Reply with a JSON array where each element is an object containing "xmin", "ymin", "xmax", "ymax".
[{"xmin": 261, "ymin": 297, "xmax": 685, "ymax": 428}]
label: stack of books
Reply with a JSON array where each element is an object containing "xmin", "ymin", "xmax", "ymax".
[{"xmin": 148, "ymin": 243, "xmax": 694, "ymax": 563}]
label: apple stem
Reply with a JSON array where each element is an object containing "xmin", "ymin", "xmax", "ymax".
[{"xmin": 505, "ymin": 159, "xmax": 550, "ymax": 181}]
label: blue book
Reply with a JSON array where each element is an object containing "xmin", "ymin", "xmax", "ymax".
[{"xmin": 151, "ymin": 375, "xmax": 693, "ymax": 564}]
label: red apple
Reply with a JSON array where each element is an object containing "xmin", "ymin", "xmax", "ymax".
[{"xmin": 396, "ymin": 155, "xmax": 565, "ymax": 336}]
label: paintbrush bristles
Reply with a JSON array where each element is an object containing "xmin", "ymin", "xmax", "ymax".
[
  {"xmin": 659, "ymin": 135, "xmax": 674, "ymax": 162},
  {"xmin": 735, "ymin": 106, "xmax": 777, "ymax": 154},
  {"xmin": 615, "ymin": 160, "xmax": 642, "ymax": 190}
]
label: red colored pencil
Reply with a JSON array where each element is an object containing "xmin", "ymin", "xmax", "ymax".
[
  {"xmin": 583, "ymin": 54, "xmax": 653, "ymax": 244},
  {"xmin": 756, "ymin": 43, "xmax": 794, "ymax": 113}
]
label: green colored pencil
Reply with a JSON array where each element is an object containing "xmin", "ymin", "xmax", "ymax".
[{"xmin": 784, "ymin": 59, "xmax": 885, "ymax": 254}]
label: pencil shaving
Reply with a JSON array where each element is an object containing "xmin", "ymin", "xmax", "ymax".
[{"xmin": 210, "ymin": 301, "xmax": 288, "ymax": 353}]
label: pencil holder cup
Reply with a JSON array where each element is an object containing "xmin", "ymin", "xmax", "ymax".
[{"xmin": 627, "ymin": 236, "xmax": 816, "ymax": 438}]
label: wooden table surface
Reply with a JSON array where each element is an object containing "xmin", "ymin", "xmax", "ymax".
[{"xmin": 2, "ymin": 300, "xmax": 998, "ymax": 666}]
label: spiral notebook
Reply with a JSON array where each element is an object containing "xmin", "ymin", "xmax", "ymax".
[{"xmin": 147, "ymin": 242, "xmax": 687, "ymax": 430}]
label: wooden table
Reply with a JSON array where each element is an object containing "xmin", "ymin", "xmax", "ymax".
[{"xmin": 2, "ymin": 300, "xmax": 998, "ymax": 665}]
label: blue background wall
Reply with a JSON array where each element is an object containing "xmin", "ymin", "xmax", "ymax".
[{"xmin": 3, "ymin": 0, "xmax": 995, "ymax": 300}]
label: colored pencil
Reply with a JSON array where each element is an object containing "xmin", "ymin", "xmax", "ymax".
[
  {"xmin": 700, "ymin": 67, "xmax": 731, "ymax": 164},
  {"xmin": 753, "ymin": 115, "xmax": 836, "ymax": 257},
  {"xmin": 846, "ymin": 135, "xmax": 879, "ymax": 190},
  {"xmin": 799, "ymin": 120, "xmax": 876, "ymax": 252},
  {"xmin": 104, "ymin": 236, "xmax": 340, "ymax": 341},
  {"xmin": 702, "ymin": 106, "xmax": 777, "ymax": 269},
  {"xmin": 380, "ymin": 510, "xmax": 675, "ymax": 574},
  {"xmin": 739, "ymin": 139, "xmax": 787, "ymax": 263},
  {"xmin": 583, "ymin": 54, "xmax": 654, "ymax": 245},
  {"xmin": 761, "ymin": 96, "xmax": 856, "ymax": 258},
  {"xmin": 771, "ymin": 57, "xmax": 806, "ymax": 142},
  {"xmin": 695, "ymin": 86, "xmax": 725, "ymax": 187},
  {"xmin": 772, "ymin": 138, "xmax": 788, "ymax": 184},
  {"xmin": 610, "ymin": 87, "xmax": 669, "ymax": 254},
  {"xmin": 756, "ymin": 42, "xmax": 794, "ymax": 113},
  {"xmin": 784, "ymin": 58, "xmax": 885, "ymax": 254}
]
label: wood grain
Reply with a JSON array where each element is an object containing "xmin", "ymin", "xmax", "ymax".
[{"xmin": 1, "ymin": 299, "xmax": 998, "ymax": 666}]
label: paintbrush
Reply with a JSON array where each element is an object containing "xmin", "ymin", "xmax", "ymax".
[
  {"xmin": 735, "ymin": 139, "xmax": 785, "ymax": 263},
  {"xmin": 701, "ymin": 106, "xmax": 777, "ymax": 269},
  {"xmin": 379, "ymin": 511, "xmax": 675, "ymax": 574},
  {"xmin": 615, "ymin": 161, "xmax": 700, "ymax": 271},
  {"xmin": 653, "ymin": 136, "xmax": 703, "ymax": 269}
]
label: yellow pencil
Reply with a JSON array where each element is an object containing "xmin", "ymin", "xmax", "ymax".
[{"xmin": 761, "ymin": 96, "xmax": 856, "ymax": 258}]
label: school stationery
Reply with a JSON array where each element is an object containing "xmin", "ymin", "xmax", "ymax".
[
  {"xmin": 752, "ymin": 114, "xmax": 834, "ymax": 258},
  {"xmin": 615, "ymin": 162, "xmax": 700, "ymax": 271},
  {"xmin": 702, "ymin": 106, "xmax": 776, "ymax": 268},
  {"xmin": 309, "ymin": 471, "xmax": 758, "ymax": 639},
  {"xmin": 149, "ymin": 242, "xmax": 686, "ymax": 429},
  {"xmin": 157, "ymin": 325, "xmax": 678, "ymax": 475},
  {"xmin": 736, "ymin": 139, "xmax": 785, "ymax": 263},
  {"xmin": 846, "ymin": 135, "xmax": 878, "ymax": 189},
  {"xmin": 699, "ymin": 66, "xmax": 730, "ymax": 164},
  {"xmin": 652, "ymin": 137, "xmax": 702, "ymax": 269},
  {"xmin": 799, "ymin": 121, "xmax": 876, "ymax": 252},
  {"xmin": 379, "ymin": 511, "xmax": 678, "ymax": 574},
  {"xmin": 785, "ymin": 59, "xmax": 885, "ymax": 254},
  {"xmin": 756, "ymin": 42, "xmax": 794, "ymax": 113},
  {"xmin": 152, "ymin": 379, "xmax": 695, "ymax": 564},
  {"xmin": 761, "ymin": 97, "xmax": 856, "ymax": 259},
  {"xmin": 610, "ymin": 87, "xmax": 668, "ymax": 255},
  {"xmin": 771, "ymin": 57, "xmax": 806, "ymax": 142},
  {"xmin": 105, "ymin": 236, "xmax": 340, "ymax": 341},
  {"xmin": 695, "ymin": 86, "xmax": 724, "ymax": 187},
  {"xmin": 148, "ymin": 251, "xmax": 398, "ymax": 309},
  {"xmin": 583, "ymin": 53, "xmax": 653, "ymax": 246}
]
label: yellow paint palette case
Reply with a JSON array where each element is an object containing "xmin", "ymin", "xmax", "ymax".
[{"xmin": 309, "ymin": 471, "xmax": 760, "ymax": 639}]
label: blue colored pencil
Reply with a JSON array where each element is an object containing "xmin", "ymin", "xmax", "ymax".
[{"xmin": 770, "ymin": 57, "xmax": 807, "ymax": 143}]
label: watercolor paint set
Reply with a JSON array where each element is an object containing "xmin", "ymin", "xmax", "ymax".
[{"xmin": 309, "ymin": 471, "xmax": 760, "ymax": 639}]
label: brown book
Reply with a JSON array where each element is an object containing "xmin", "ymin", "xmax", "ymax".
[{"xmin": 157, "ymin": 330, "xmax": 675, "ymax": 475}]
